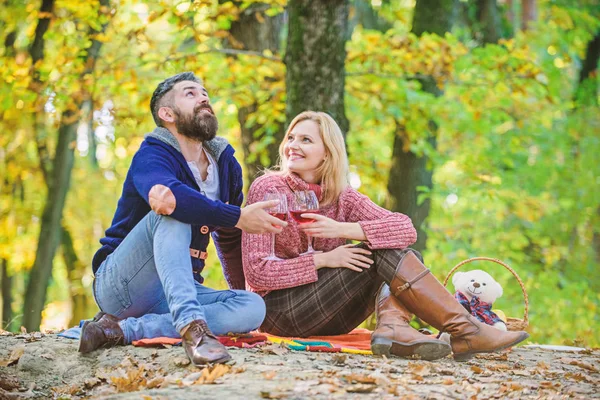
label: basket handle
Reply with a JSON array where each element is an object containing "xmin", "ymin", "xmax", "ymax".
[{"xmin": 443, "ymin": 257, "xmax": 528, "ymax": 324}]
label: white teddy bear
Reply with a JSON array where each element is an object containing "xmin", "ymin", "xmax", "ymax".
[{"xmin": 451, "ymin": 269, "xmax": 507, "ymax": 331}]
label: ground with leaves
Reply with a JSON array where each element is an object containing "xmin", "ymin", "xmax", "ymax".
[{"xmin": 0, "ymin": 332, "xmax": 599, "ymax": 399}]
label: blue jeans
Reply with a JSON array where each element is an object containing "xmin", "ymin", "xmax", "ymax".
[{"xmin": 93, "ymin": 212, "xmax": 266, "ymax": 344}]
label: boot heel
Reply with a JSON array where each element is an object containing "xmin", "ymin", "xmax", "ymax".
[{"xmin": 371, "ymin": 337, "xmax": 392, "ymax": 356}]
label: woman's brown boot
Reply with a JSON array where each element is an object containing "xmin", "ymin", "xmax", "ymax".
[
  {"xmin": 371, "ymin": 284, "xmax": 451, "ymax": 360},
  {"xmin": 387, "ymin": 251, "xmax": 529, "ymax": 361}
]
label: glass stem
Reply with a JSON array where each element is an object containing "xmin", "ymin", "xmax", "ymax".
[
  {"xmin": 307, "ymin": 235, "xmax": 314, "ymax": 252},
  {"xmin": 270, "ymin": 232, "xmax": 276, "ymax": 258}
]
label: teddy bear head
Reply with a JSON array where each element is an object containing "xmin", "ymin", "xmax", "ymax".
[{"xmin": 452, "ymin": 269, "xmax": 503, "ymax": 305}]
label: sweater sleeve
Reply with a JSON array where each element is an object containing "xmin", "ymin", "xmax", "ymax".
[
  {"xmin": 130, "ymin": 147, "xmax": 240, "ymax": 228},
  {"xmin": 213, "ymin": 159, "xmax": 245, "ymax": 290},
  {"xmin": 343, "ymin": 189, "xmax": 417, "ymax": 249},
  {"xmin": 241, "ymin": 176, "xmax": 319, "ymax": 293}
]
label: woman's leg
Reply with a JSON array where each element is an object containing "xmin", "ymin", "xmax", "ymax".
[
  {"xmin": 262, "ymin": 265, "xmax": 384, "ymax": 337},
  {"xmin": 379, "ymin": 250, "xmax": 529, "ymax": 361},
  {"xmin": 262, "ymin": 246, "xmax": 451, "ymax": 360}
]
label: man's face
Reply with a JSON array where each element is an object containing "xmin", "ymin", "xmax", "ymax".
[{"xmin": 168, "ymin": 81, "xmax": 218, "ymax": 142}]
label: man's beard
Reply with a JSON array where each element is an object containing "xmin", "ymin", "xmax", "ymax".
[{"xmin": 173, "ymin": 105, "xmax": 218, "ymax": 142}]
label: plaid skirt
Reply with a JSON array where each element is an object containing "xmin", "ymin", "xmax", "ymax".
[{"xmin": 261, "ymin": 247, "xmax": 420, "ymax": 337}]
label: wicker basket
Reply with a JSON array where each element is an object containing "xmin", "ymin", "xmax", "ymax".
[{"xmin": 443, "ymin": 257, "xmax": 529, "ymax": 331}]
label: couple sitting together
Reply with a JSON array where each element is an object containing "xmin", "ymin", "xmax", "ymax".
[{"xmin": 79, "ymin": 72, "xmax": 528, "ymax": 365}]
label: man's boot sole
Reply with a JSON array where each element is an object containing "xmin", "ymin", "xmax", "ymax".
[
  {"xmin": 191, "ymin": 353, "xmax": 232, "ymax": 366},
  {"xmin": 371, "ymin": 337, "xmax": 452, "ymax": 361},
  {"xmin": 452, "ymin": 331, "xmax": 530, "ymax": 362},
  {"xmin": 78, "ymin": 320, "xmax": 95, "ymax": 353}
]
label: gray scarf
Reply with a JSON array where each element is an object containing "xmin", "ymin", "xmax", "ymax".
[{"xmin": 145, "ymin": 126, "xmax": 230, "ymax": 160}]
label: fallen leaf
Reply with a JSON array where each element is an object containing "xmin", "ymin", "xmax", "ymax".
[
  {"xmin": 536, "ymin": 361, "xmax": 549, "ymax": 370},
  {"xmin": 330, "ymin": 353, "xmax": 347, "ymax": 365},
  {"xmin": 260, "ymin": 390, "xmax": 288, "ymax": 399},
  {"xmin": 559, "ymin": 358, "xmax": 599, "ymax": 373},
  {"xmin": 263, "ymin": 371, "xmax": 277, "ymax": 380},
  {"xmin": 512, "ymin": 370, "xmax": 530, "ymax": 376},
  {"xmin": 342, "ymin": 373, "xmax": 377, "ymax": 384},
  {"xmin": 487, "ymin": 363, "xmax": 510, "ymax": 372},
  {"xmin": 540, "ymin": 380, "xmax": 561, "ymax": 390},
  {"xmin": 346, "ymin": 383, "xmax": 376, "ymax": 393},
  {"xmin": 193, "ymin": 364, "xmax": 231, "ymax": 385},
  {"xmin": 172, "ymin": 356, "xmax": 191, "ymax": 367},
  {"xmin": 443, "ymin": 378, "xmax": 454, "ymax": 385},
  {"xmin": 470, "ymin": 366, "xmax": 483, "ymax": 374},
  {"xmin": 0, "ymin": 346, "xmax": 25, "ymax": 367},
  {"xmin": 500, "ymin": 382, "xmax": 524, "ymax": 392},
  {"xmin": 261, "ymin": 343, "xmax": 290, "ymax": 356},
  {"xmin": 110, "ymin": 366, "xmax": 148, "ymax": 393},
  {"xmin": 84, "ymin": 377, "xmax": 100, "ymax": 389},
  {"xmin": 406, "ymin": 362, "xmax": 431, "ymax": 377},
  {"xmin": 0, "ymin": 373, "xmax": 20, "ymax": 390}
]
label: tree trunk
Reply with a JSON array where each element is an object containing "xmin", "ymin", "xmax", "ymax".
[
  {"xmin": 387, "ymin": 0, "xmax": 456, "ymax": 253},
  {"xmin": 350, "ymin": 0, "xmax": 392, "ymax": 32},
  {"xmin": 227, "ymin": 3, "xmax": 284, "ymax": 182},
  {"xmin": 22, "ymin": 0, "xmax": 110, "ymax": 331},
  {"xmin": 23, "ymin": 118, "xmax": 78, "ymax": 331},
  {"xmin": 575, "ymin": 31, "xmax": 600, "ymax": 264},
  {"xmin": 411, "ymin": 0, "xmax": 456, "ymax": 36},
  {"xmin": 61, "ymin": 227, "xmax": 91, "ymax": 326},
  {"xmin": 475, "ymin": 0, "xmax": 503, "ymax": 44},
  {"xmin": 575, "ymin": 31, "xmax": 600, "ymax": 107},
  {"xmin": 521, "ymin": 0, "xmax": 537, "ymax": 31},
  {"xmin": 285, "ymin": 0, "xmax": 350, "ymax": 136},
  {"xmin": 1, "ymin": 259, "xmax": 13, "ymax": 330}
]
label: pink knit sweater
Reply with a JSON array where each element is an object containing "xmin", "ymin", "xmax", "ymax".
[{"xmin": 241, "ymin": 173, "xmax": 417, "ymax": 296}]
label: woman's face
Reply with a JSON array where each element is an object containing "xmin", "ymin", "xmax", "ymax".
[{"xmin": 283, "ymin": 119, "xmax": 326, "ymax": 178}]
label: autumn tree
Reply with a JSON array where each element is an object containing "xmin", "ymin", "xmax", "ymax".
[
  {"xmin": 387, "ymin": 0, "xmax": 457, "ymax": 252},
  {"xmin": 285, "ymin": 0, "xmax": 350, "ymax": 136}
]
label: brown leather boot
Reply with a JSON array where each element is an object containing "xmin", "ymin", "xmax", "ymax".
[
  {"xmin": 389, "ymin": 251, "xmax": 529, "ymax": 361},
  {"xmin": 181, "ymin": 320, "xmax": 231, "ymax": 366},
  {"xmin": 78, "ymin": 312, "xmax": 124, "ymax": 353},
  {"xmin": 371, "ymin": 284, "xmax": 451, "ymax": 360}
]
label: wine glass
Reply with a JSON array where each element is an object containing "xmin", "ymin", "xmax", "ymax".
[
  {"xmin": 290, "ymin": 190, "xmax": 320, "ymax": 255},
  {"xmin": 263, "ymin": 190, "xmax": 288, "ymax": 261}
]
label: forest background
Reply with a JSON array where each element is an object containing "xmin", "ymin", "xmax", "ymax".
[{"xmin": 0, "ymin": 0, "xmax": 598, "ymax": 348}]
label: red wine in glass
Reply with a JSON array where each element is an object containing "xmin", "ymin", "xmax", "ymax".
[
  {"xmin": 269, "ymin": 212, "xmax": 288, "ymax": 222},
  {"xmin": 290, "ymin": 210, "xmax": 319, "ymax": 224},
  {"xmin": 290, "ymin": 190, "xmax": 320, "ymax": 255},
  {"xmin": 263, "ymin": 191, "xmax": 288, "ymax": 261}
]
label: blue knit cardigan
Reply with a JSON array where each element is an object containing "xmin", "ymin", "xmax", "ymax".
[{"xmin": 92, "ymin": 128, "xmax": 246, "ymax": 288}]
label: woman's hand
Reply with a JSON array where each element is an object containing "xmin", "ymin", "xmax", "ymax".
[
  {"xmin": 313, "ymin": 244, "xmax": 373, "ymax": 272},
  {"xmin": 299, "ymin": 214, "xmax": 367, "ymax": 241},
  {"xmin": 298, "ymin": 213, "xmax": 343, "ymax": 238}
]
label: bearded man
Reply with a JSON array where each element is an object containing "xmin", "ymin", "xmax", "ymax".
[{"xmin": 79, "ymin": 72, "xmax": 286, "ymax": 365}]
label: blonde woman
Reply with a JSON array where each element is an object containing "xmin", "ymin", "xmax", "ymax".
[{"xmin": 241, "ymin": 111, "xmax": 528, "ymax": 361}]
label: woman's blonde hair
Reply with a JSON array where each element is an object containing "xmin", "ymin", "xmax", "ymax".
[{"xmin": 275, "ymin": 111, "xmax": 349, "ymax": 205}]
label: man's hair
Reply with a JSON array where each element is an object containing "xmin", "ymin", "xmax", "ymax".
[{"xmin": 150, "ymin": 72, "xmax": 202, "ymax": 127}]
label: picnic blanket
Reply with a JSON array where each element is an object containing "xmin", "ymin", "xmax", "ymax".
[
  {"xmin": 264, "ymin": 328, "xmax": 373, "ymax": 355},
  {"xmin": 60, "ymin": 323, "xmax": 374, "ymax": 354}
]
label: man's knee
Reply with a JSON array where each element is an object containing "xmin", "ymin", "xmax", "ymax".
[
  {"xmin": 238, "ymin": 291, "xmax": 266, "ymax": 330},
  {"xmin": 147, "ymin": 212, "xmax": 190, "ymax": 237}
]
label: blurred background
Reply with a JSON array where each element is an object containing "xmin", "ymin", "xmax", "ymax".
[{"xmin": 0, "ymin": 0, "xmax": 598, "ymax": 346}]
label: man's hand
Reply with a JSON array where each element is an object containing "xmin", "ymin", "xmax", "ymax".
[
  {"xmin": 235, "ymin": 200, "xmax": 288, "ymax": 234},
  {"xmin": 313, "ymin": 244, "xmax": 373, "ymax": 271}
]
